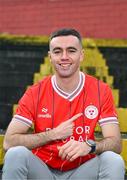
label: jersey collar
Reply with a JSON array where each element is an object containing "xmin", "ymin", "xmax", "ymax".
[{"xmin": 51, "ymin": 72, "xmax": 85, "ymax": 101}]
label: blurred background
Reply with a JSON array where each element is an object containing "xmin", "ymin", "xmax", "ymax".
[{"xmin": 0, "ymin": 0, "xmax": 127, "ymax": 176}]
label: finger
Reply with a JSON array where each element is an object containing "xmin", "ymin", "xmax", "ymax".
[
  {"xmin": 68, "ymin": 113, "xmax": 83, "ymax": 123},
  {"xmin": 58, "ymin": 145, "xmax": 67, "ymax": 158},
  {"xmin": 58, "ymin": 141, "xmax": 72, "ymax": 157},
  {"xmin": 60, "ymin": 140, "xmax": 73, "ymax": 150},
  {"xmin": 68, "ymin": 147, "xmax": 80, "ymax": 161},
  {"xmin": 69, "ymin": 153, "xmax": 79, "ymax": 161},
  {"xmin": 65, "ymin": 123, "xmax": 75, "ymax": 129},
  {"xmin": 61, "ymin": 144, "xmax": 75, "ymax": 160},
  {"xmin": 66, "ymin": 149, "xmax": 77, "ymax": 161},
  {"xmin": 58, "ymin": 146, "xmax": 64, "ymax": 158},
  {"xmin": 61, "ymin": 151, "xmax": 68, "ymax": 160}
]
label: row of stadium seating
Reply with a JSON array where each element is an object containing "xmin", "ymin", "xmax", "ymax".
[{"xmin": 98, "ymin": 46, "xmax": 127, "ymax": 108}]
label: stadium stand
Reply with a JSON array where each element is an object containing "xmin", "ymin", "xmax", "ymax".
[
  {"xmin": 0, "ymin": 36, "xmax": 127, "ymax": 178},
  {"xmin": 99, "ymin": 47, "xmax": 127, "ymax": 108},
  {"xmin": 95, "ymin": 39, "xmax": 127, "ymax": 108}
]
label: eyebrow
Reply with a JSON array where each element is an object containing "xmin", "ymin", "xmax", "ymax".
[
  {"xmin": 52, "ymin": 46, "xmax": 77, "ymax": 51},
  {"xmin": 52, "ymin": 47, "xmax": 61, "ymax": 51}
]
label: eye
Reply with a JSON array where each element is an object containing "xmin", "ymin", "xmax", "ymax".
[
  {"xmin": 54, "ymin": 50, "xmax": 61, "ymax": 54},
  {"xmin": 68, "ymin": 47, "xmax": 77, "ymax": 52},
  {"xmin": 68, "ymin": 49, "xmax": 77, "ymax": 53},
  {"xmin": 69, "ymin": 50, "xmax": 76, "ymax": 52},
  {"xmin": 52, "ymin": 49, "xmax": 62, "ymax": 55}
]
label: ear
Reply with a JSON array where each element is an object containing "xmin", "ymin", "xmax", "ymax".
[
  {"xmin": 80, "ymin": 49, "xmax": 85, "ymax": 62},
  {"xmin": 48, "ymin": 51, "xmax": 52, "ymax": 62}
]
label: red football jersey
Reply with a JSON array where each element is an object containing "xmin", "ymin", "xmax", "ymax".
[{"xmin": 13, "ymin": 72, "xmax": 118, "ymax": 171}]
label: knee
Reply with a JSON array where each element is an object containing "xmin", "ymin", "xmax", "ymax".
[
  {"xmin": 99, "ymin": 151, "xmax": 125, "ymax": 170},
  {"xmin": 4, "ymin": 146, "xmax": 30, "ymax": 163}
]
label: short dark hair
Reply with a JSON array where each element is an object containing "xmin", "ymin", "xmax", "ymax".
[{"xmin": 49, "ymin": 28, "xmax": 82, "ymax": 46}]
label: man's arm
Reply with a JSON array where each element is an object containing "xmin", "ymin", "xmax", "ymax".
[
  {"xmin": 96, "ymin": 84, "xmax": 122, "ymax": 154},
  {"xmin": 96, "ymin": 123, "xmax": 122, "ymax": 154},
  {"xmin": 3, "ymin": 120, "xmax": 56, "ymax": 151},
  {"xmin": 3, "ymin": 113, "xmax": 82, "ymax": 151}
]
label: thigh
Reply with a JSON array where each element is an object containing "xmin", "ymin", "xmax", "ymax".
[
  {"xmin": 69, "ymin": 157, "xmax": 99, "ymax": 180},
  {"xmin": 98, "ymin": 151, "xmax": 125, "ymax": 180},
  {"xmin": 2, "ymin": 146, "xmax": 54, "ymax": 180},
  {"xmin": 26, "ymin": 150, "xmax": 54, "ymax": 180}
]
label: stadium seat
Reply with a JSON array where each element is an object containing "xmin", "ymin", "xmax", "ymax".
[
  {"xmin": 0, "ymin": 135, "xmax": 4, "ymax": 165},
  {"xmin": 117, "ymin": 108, "xmax": 127, "ymax": 133}
]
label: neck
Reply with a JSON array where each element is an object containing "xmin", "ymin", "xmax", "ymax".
[{"xmin": 55, "ymin": 72, "xmax": 80, "ymax": 94}]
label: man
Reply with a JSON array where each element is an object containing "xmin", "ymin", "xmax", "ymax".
[{"xmin": 2, "ymin": 28, "xmax": 125, "ymax": 179}]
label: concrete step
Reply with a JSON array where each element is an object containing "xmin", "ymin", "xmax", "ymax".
[
  {"xmin": 0, "ymin": 43, "xmax": 48, "ymax": 56},
  {"xmin": 0, "ymin": 103, "xmax": 12, "ymax": 130},
  {"xmin": 98, "ymin": 47, "xmax": 127, "ymax": 107},
  {"xmin": 0, "ymin": 72, "xmax": 34, "ymax": 87},
  {"xmin": 0, "ymin": 56, "xmax": 44, "ymax": 64},
  {"xmin": 0, "ymin": 62, "xmax": 40, "ymax": 73},
  {"xmin": 99, "ymin": 47, "xmax": 127, "ymax": 63},
  {"xmin": 0, "ymin": 87, "xmax": 26, "ymax": 104}
]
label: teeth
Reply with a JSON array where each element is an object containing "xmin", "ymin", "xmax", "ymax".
[{"xmin": 60, "ymin": 64, "xmax": 70, "ymax": 67}]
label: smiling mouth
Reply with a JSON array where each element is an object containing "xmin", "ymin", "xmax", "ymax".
[{"xmin": 59, "ymin": 63, "xmax": 72, "ymax": 67}]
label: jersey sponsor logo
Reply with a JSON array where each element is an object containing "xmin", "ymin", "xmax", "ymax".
[
  {"xmin": 46, "ymin": 126, "xmax": 90, "ymax": 142},
  {"xmin": 38, "ymin": 107, "xmax": 51, "ymax": 118},
  {"xmin": 85, "ymin": 105, "xmax": 98, "ymax": 119},
  {"xmin": 38, "ymin": 114, "xmax": 51, "ymax": 118}
]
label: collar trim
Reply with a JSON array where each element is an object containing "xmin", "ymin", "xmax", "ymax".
[{"xmin": 51, "ymin": 72, "xmax": 85, "ymax": 101}]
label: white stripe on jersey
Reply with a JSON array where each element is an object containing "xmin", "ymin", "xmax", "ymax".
[
  {"xmin": 99, "ymin": 117, "xmax": 118, "ymax": 126},
  {"xmin": 13, "ymin": 115, "xmax": 32, "ymax": 127}
]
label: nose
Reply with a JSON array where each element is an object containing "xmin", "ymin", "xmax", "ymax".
[{"xmin": 61, "ymin": 50, "xmax": 68, "ymax": 59}]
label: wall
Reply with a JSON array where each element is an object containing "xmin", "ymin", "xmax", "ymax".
[{"xmin": 0, "ymin": 0, "xmax": 127, "ymax": 38}]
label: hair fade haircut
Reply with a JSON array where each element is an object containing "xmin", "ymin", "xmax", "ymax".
[{"xmin": 49, "ymin": 28, "xmax": 82, "ymax": 46}]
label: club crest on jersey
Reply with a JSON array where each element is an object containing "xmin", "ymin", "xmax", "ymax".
[{"xmin": 84, "ymin": 105, "xmax": 98, "ymax": 119}]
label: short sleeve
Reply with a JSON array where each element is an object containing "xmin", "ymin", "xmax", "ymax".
[{"xmin": 12, "ymin": 87, "xmax": 35, "ymax": 127}]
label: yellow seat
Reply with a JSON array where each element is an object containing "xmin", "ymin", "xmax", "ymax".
[
  {"xmin": 40, "ymin": 64, "xmax": 52, "ymax": 76},
  {"xmin": 117, "ymin": 108, "xmax": 127, "ymax": 133},
  {"xmin": 121, "ymin": 139, "xmax": 127, "ymax": 171},
  {"xmin": 112, "ymin": 89, "xmax": 119, "ymax": 107},
  {"xmin": 0, "ymin": 135, "xmax": 4, "ymax": 165},
  {"xmin": 13, "ymin": 104, "xmax": 18, "ymax": 115},
  {"xmin": 95, "ymin": 66, "xmax": 109, "ymax": 77},
  {"xmin": 33, "ymin": 73, "xmax": 42, "ymax": 83},
  {"xmin": 82, "ymin": 48, "xmax": 106, "ymax": 67}
]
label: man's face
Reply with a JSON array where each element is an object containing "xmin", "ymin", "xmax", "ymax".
[{"xmin": 49, "ymin": 35, "xmax": 84, "ymax": 78}]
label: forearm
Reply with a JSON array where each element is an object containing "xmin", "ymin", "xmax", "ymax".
[
  {"xmin": 95, "ymin": 136, "xmax": 122, "ymax": 154},
  {"xmin": 4, "ymin": 129, "xmax": 56, "ymax": 151},
  {"xmin": 3, "ymin": 113, "xmax": 83, "ymax": 151}
]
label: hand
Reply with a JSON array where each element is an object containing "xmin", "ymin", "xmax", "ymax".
[
  {"xmin": 58, "ymin": 139, "xmax": 91, "ymax": 161},
  {"xmin": 52, "ymin": 113, "xmax": 82, "ymax": 140}
]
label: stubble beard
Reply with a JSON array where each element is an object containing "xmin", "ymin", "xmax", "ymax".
[{"xmin": 55, "ymin": 65, "xmax": 80, "ymax": 79}]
